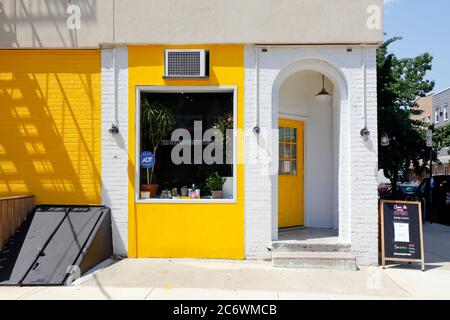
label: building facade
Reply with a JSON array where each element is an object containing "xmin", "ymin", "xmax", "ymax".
[
  {"xmin": 409, "ymin": 89, "xmax": 450, "ymax": 182},
  {"xmin": 433, "ymin": 88, "xmax": 450, "ymax": 129},
  {"xmin": 434, "ymin": 88, "xmax": 450, "ymax": 174},
  {"xmin": 0, "ymin": 0, "xmax": 383, "ymax": 265},
  {"xmin": 413, "ymin": 95, "xmax": 433, "ymax": 124},
  {"xmin": 432, "ymin": 88, "xmax": 450, "ymax": 172}
]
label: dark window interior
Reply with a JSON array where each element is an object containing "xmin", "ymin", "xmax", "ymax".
[{"xmin": 139, "ymin": 91, "xmax": 234, "ymax": 199}]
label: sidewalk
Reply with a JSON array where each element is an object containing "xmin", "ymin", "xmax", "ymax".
[{"xmin": 1, "ymin": 223, "xmax": 449, "ymax": 300}]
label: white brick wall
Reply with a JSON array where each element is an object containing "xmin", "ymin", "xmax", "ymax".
[
  {"xmin": 101, "ymin": 47, "xmax": 129, "ymax": 256},
  {"xmin": 244, "ymin": 45, "xmax": 379, "ymax": 265}
]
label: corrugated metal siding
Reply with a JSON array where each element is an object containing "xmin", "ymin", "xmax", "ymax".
[{"xmin": 433, "ymin": 88, "xmax": 450, "ymax": 128}]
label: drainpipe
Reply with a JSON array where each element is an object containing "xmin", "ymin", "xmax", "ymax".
[
  {"xmin": 253, "ymin": 46, "xmax": 261, "ymax": 135},
  {"xmin": 360, "ymin": 45, "xmax": 370, "ymax": 140}
]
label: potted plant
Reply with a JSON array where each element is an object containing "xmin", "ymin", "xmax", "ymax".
[
  {"xmin": 205, "ymin": 172, "xmax": 226, "ymax": 199},
  {"xmin": 140, "ymin": 99, "xmax": 176, "ymax": 196},
  {"xmin": 213, "ymin": 113, "xmax": 234, "ymax": 197}
]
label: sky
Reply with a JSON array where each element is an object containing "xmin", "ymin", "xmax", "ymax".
[{"xmin": 384, "ymin": 0, "xmax": 450, "ymax": 93}]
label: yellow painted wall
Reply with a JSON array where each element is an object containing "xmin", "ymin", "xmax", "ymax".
[
  {"xmin": 0, "ymin": 50, "xmax": 101, "ymax": 205},
  {"xmin": 128, "ymin": 45, "xmax": 245, "ymax": 259}
]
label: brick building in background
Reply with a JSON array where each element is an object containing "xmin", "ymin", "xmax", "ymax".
[
  {"xmin": 412, "ymin": 95, "xmax": 433, "ymax": 124},
  {"xmin": 409, "ymin": 89, "xmax": 450, "ymax": 182}
]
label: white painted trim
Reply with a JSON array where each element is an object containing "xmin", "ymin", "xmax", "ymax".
[
  {"xmin": 432, "ymin": 86, "xmax": 450, "ymax": 96},
  {"xmin": 136, "ymin": 199, "xmax": 236, "ymax": 204},
  {"xmin": 332, "ymin": 87, "xmax": 340, "ymax": 230},
  {"xmin": 278, "ymin": 112, "xmax": 309, "ymax": 122},
  {"xmin": 134, "ymin": 86, "xmax": 238, "ymax": 204}
]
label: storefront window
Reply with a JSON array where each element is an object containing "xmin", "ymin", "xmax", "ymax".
[{"xmin": 137, "ymin": 89, "xmax": 235, "ymax": 202}]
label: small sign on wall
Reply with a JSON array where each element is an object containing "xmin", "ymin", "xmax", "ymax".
[
  {"xmin": 140, "ymin": 151, "xmax": 155, "ymax": 169},
  {"xmin": 380, "ymin": 200, "xmax": 425, "ymax": 271}
]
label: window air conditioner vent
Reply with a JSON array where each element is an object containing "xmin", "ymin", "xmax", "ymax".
[{"xmin": 164, "ymin": 50, "xmax": 209, "ymax": 78}]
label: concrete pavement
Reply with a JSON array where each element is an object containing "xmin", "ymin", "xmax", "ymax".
[{"xmin": 1, "ymin": 223, "xmax": 449, "ymax": 300}]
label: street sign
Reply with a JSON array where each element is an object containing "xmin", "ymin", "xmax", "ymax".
[
  {"xmin": 426, "ymin": 129, "xmax": 433, "ymax": 147},
  {"xmin": 380, "ymin": 200, "xmax": 425, "ymax": 271}
]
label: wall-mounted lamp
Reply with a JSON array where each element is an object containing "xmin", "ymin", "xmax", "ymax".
[
  {"xmin": 109, "ymin": 124, "xmax": 119, "ymax": 134},
  {"xmin": 315, "ymin": 74, "xmax": 332, "ymax": 104},
  {"xmin": 380, "ymin": 131, "xmax": 390, "ymax": 147},
  {"xmin": 360, "ymin": 127, "xmax": 370, "ymax": 141},
  {"xmin": 253, "ymin": 126, "xmax": 260, "ymax": 134}
]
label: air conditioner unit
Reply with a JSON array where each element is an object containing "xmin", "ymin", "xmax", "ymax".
[{"xmin": 164, "ymin": 49, "xmax": 209, "ymax": 78}]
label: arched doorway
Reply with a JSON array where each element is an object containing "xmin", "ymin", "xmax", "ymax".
[{"xmin": 271, "ymin": 58, "xmax": 349, "ymax": 243}]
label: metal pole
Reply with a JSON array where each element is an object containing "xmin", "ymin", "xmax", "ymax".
[
  {"xmin": 429, "ymin": 146, "xmax": 433, "ymax": 223},
  {"xmin": 428, "ymin": 125, "xmax": 434, "ymax": 224}
]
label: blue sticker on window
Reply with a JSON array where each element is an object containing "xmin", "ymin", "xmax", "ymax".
[{"xmin": 140, "ymin": 151, "xmax": 155, "ymax": 169}]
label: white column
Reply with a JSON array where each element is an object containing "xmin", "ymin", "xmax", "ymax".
[
  {"xmin": 101, "ymin": 47, "xmax": 129, "ymax": 256},
  {"xmin": 349, "ymin": 47, "xmax": 379, "ymax": 265},
  {"xmin": 244, "ymin": 46, "xmax": 273, "ymax": 259}
]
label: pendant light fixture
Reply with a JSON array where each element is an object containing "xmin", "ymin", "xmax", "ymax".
[{"xmin": 315, "ymin": 74, "xmax": 332, "ymax": 103}]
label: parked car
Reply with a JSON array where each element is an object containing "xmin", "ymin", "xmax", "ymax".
[
  {"xmin": 379, "ymin": 183, "xmax": 418, "ymax": 201},
  {"xmin": 378, "ymin": 183, "xmax": 391, "ymax": 199},
  {"xmin": 398, "ymin": 184, "xmax": 419, "ymax": 197},
  {"xmin": 416, "ymin": 176, "xmax": 450, "ymax": 225}
]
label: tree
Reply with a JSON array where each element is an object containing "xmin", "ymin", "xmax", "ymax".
[
  {"xmin": 433, "ymin": 125, "xmax": 450, "ymax": 152},
  {"xmin": 377, "ymin": 37, "xmax": 435, "ymax": 188}
]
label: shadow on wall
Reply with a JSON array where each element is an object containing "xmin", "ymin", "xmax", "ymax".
[
  {"xmin": 0, "ymin": 50, "xmax": 102, "ymax": 205},
  {"xmin": 0, "ymin": 0, "xmax": 98, "ymax": 48}
]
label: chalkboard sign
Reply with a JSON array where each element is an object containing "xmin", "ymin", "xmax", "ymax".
[{"xmin": 380, "ymin": 200, "xmax": 425, "ymax": 271}]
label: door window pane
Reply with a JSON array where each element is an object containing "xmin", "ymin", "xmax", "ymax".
[
  {"xmin": 292, "ymin": 128, "xmax": 297, "ymax": 143},
  {"xmin": 284, "ymin": 160, "xmax": 291, "ymax": 174},
  {"xmin": 292, "ymin": 144, "xmax": 297, "ymax": 159},
  {"xmin": 284, "ymin": 144, "xmax": 290, "ymax": 158},
  {"xmin": 279, "ymin": 123, "xmax": 301, "ymax": 177},
  {"xmin": 284, "ymin": 127, "xmax": 290, "ymax": 142}
]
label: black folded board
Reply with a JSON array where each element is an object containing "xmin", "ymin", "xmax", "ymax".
[
  {"xmin": 0, "ymin": 208, "xmax": 67, "ymax": 285},
  {"xmin": 0, "ymin": 205, "xmax": 112, "ymax": 286},
  {"xmin": 380, "ymin": 200, "xmax": 425, "ymax": 271}
]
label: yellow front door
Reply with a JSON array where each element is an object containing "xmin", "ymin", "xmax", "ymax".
[{"xmin": 278, "ymin": 119, "xmax": 304, "ymax": 228}]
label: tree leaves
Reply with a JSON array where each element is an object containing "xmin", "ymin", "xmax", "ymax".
[
  {"xmin": 378, "ymin": 37, "xmax": 435, "ymax": 185},
  {"xmin": 142, "ymin": 99, "xmax": 177, "ymax": 150},
  {"xmin": 434, "ymin": 125, "xmax": 450, "ymax": 150},
  {"xmin": 141, "ymin": 98, "xmax": 177, "ymax": 184}
]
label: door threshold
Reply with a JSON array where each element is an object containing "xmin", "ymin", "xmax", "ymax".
[{"xmin": 279, "ymin": 226, "xmax": 305, "ymax": 232}]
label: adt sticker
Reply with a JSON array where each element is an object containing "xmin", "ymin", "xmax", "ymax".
[{"xmin": 140, "ymin": 151, "xmax": 155, "ymax": 169}]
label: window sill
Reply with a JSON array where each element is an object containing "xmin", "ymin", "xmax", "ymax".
[{"xmin": 135, "ymin": 198, "xmax": 237, "ymax": 204}]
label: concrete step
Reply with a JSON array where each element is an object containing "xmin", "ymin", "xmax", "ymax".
[
  {"xmin": 271, "ymin": 242, "xmax": 351, "ymax": 253},
  {"xmin": 272, "ymin": 251, "xmax": 357, "ymax": 271}
]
